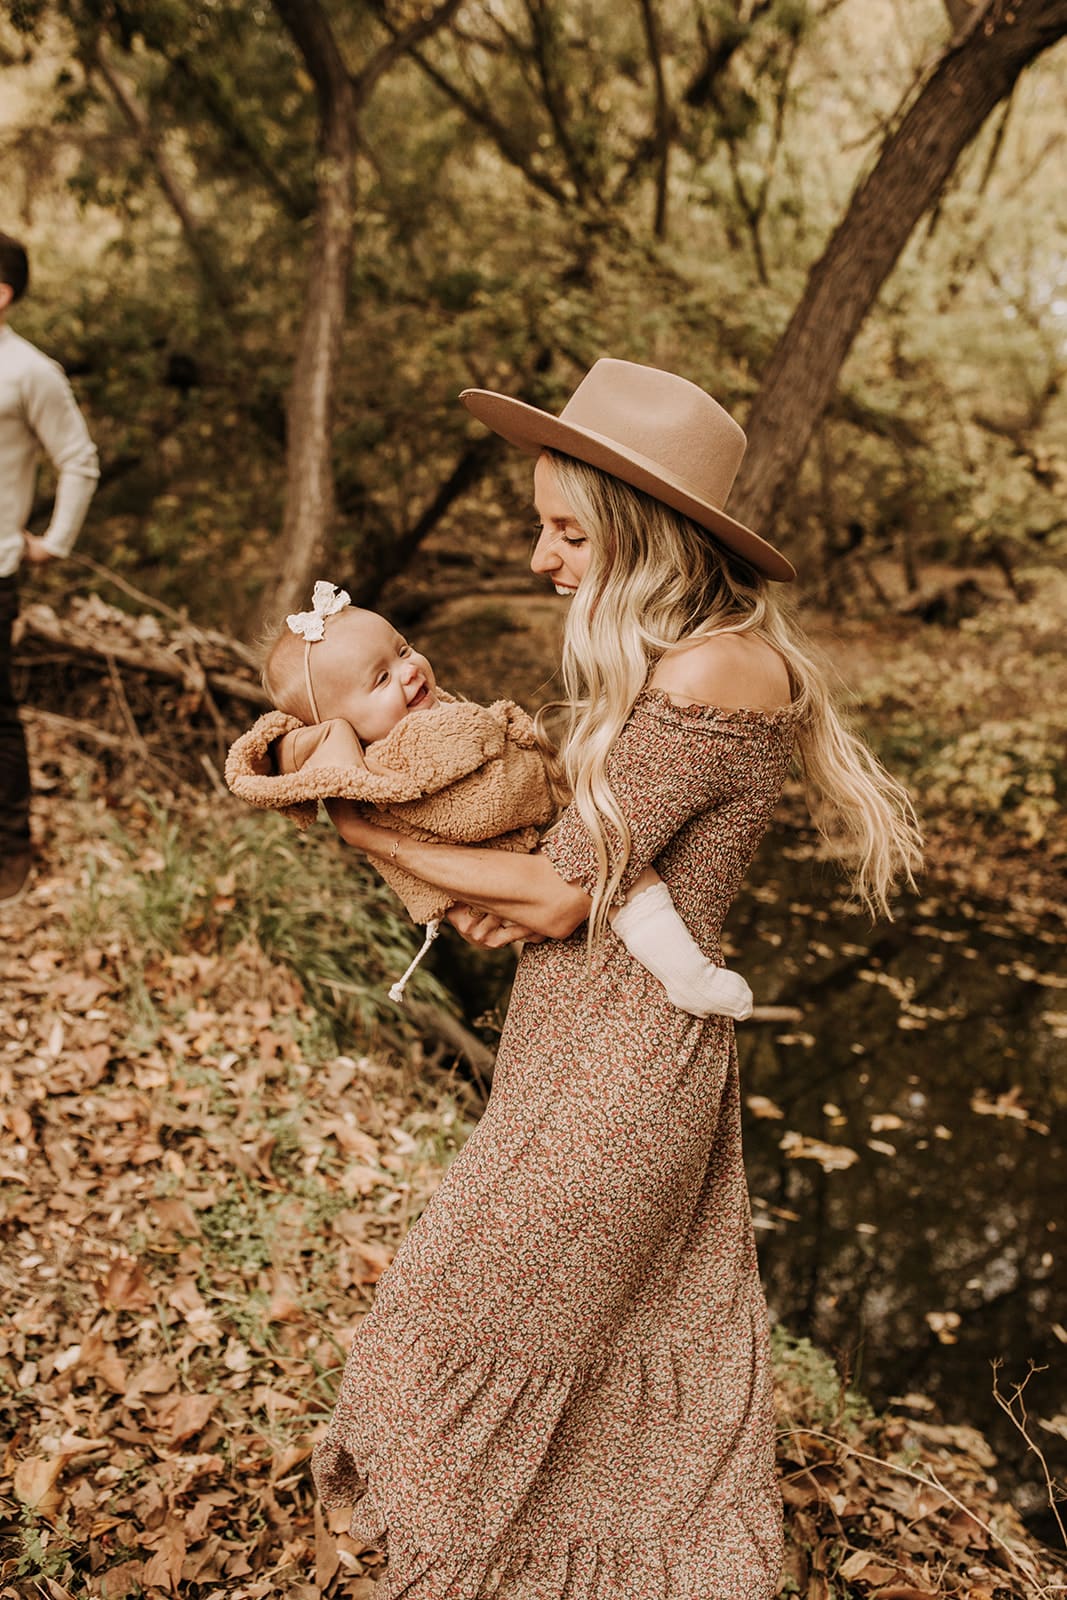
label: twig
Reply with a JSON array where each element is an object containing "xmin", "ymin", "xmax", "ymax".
[
  {"xmin": 992, "ymin": 1359, "xmax": 1067, "ymax": 1550},
  {"xmin": 199, "ymin": 752, "xmax": 229, "ymax": 799},
  {"xmin": 65, "ymin": 552, "xmax": 195, "ymax": 630},
  {"xmin": 400, "ymin": 1000, "xmax": 496, "ymax": 1093},
  {"xmin": 23, "ymin": 707, "xmax": 152, "ymax": 752},
  {"xmin": 106, "ymin": 652, "xmax": 150, "ymax": 757},
  {"xmin": 65, "ymin": 552, "xmax": 262, "ymax": 669},
  {"xmin": 776, "ymin": 1424, "xmax": 1047, "ymax": 1592}
]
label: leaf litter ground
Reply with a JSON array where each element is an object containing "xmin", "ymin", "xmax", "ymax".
[{"xmin": 2, "ymin": 615, "xmax": 1066, "ymax": 1597}]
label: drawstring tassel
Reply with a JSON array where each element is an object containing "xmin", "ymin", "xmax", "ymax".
[{"xmin": 388, "ymin": 919, "xmax": 441, "ymax": 1004}]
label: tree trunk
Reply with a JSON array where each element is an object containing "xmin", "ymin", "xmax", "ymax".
[
  {"xmin": 269, "ymin": 0, "xmax": 358, "ymax": 623},
  {"xmin": 267, "ymin": 0, "xmax": 465, "ymax": 624},
  {"xmin": 729, "ymin": 0, "xmax": 1067, "ymax": 536}
]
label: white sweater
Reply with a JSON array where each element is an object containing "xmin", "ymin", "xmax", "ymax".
[{"xmin": 0, "ymin": 323, "xmax": 99, "ymax": 578}]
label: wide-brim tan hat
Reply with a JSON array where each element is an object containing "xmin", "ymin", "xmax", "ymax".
[{"xmin": 460, "ymin": 357, "xmax": 795, "ymax": 582}]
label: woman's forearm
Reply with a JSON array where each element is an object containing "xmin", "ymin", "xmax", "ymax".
[{"xmin": 325, "ymin": 799, "xmax": 590, "ymax": 938}]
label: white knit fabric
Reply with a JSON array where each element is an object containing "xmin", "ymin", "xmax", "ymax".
[{"xmin": 611, "ymin": 880, "xmax": 753, "ymax": 1020}]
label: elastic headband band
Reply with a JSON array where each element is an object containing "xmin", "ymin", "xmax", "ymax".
[{"xmin": 302, "ymin": 642, "xmax": 320, "ymax": 722}]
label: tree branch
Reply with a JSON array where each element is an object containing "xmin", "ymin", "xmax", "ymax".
[
  {"xmin": 347, "ymin": 436, "xmax": 498, "ymax": 607},
  {"xmin": 522, "ymin": 0, "xmax": 588, "ymax": 201},
  {"xmin": 637, "ymin": 0, "xmax": 673, "ymax": 238},
  {"xmin": 90, "ymin": 37, "xmax": 233, "ymax": 309},
  {"xmin": 353, "ymin": 0, "xmax": 466, "ymax": 106},
  {"xmin": 368, "ymin": 0, "xmax": 572, "ymax": 207},
  {"xmin": 731, "ymin": 0, "xmax": 1067, "ymax": 535}
]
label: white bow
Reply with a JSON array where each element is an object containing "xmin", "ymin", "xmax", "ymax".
[{"xmin": 286, "ymin": 581, "xmax": 352, "ymax": 642}]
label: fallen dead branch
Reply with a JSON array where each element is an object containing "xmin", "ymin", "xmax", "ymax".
[{"xmin": 17, "ymin": 600, "xmax": 269, "ymax": 709}]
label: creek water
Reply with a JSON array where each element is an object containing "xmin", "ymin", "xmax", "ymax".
[{"xmin": 728, "ymin": 826, "xmax": 1065, "ymax": 1536}]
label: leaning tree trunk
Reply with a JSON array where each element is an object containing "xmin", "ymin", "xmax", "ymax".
[
  {"xmin": 729, "ymin": 0, "xmax": 1067, "ymax": 536},
  {"xmin": 269, "ymin": 0, "xmax": 357, "ymax": 623}
]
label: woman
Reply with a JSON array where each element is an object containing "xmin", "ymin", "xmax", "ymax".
[{"xmin": 312, "ymin": 358, "xmax": 920, "ymax": 1598}]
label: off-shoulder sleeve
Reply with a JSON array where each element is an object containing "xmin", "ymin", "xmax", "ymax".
[{"xmin": 540, "ymin": 691, "xmax": 789, "ymax": 900}]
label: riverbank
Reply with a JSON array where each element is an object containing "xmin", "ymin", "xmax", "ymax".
[{"xmin": 1, "ymin": 753, "xmax": 1064, "ymax": 1596}]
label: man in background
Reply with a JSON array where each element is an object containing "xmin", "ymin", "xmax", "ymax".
[{"xmin": 0, "ymin": 231, "xmax": 99, "ymax": 901}]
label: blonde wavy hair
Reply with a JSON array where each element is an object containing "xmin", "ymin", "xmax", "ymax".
[{"xmin": 536, "ymin": 450, "xmax": 922, "ymax": 948}]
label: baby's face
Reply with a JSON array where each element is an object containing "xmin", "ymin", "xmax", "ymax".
[{"xmin": 313, "ymin": 610, "xmax": 438, "ymax": 743}]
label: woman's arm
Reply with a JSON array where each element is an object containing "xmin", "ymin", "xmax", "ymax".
[{"xmin": 325, "ymin": 799, "xmax": 591, "ymax": 940}]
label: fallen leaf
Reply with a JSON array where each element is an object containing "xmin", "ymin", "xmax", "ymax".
[
  {"xmin": 746, "ymin": 1095, "xmax": 785, "ymax": 1120},
  {"xmin": 315, "ymin": 1499, "xmax": 341, "ymax": 1589},
  {"xmin": 970, "ymin": 1086, "xmax": 1027, "ymax": 1121},
  {"xmin": 838, "ymin": 1552, "xmax": 901, "ymax": 1583},
  {"xmin": 779, "ymin": 1130, "xmax": 859, "ymax": 1172},
  {"xmin": 97, "ymin": 1561, "xmax": 143, "ymax": 1600},
  {"xmin": 142, "ymin": 1521, "xmax": 187, "ymax": 1592},
  {"xmin": 127, "ymin": 1358, "xmax": 180, "ymax": 1401},
  {"xmin": 97, "ymin": 1255, "xmax": 153, "ymax": 1311},
  {"xmin": 13, "ymin": 1452, "xmax": 66, "ymax": 1509},
  {"xmin": 155, "ymin": 1391, "xmax": 219, "ymax": 1445}
]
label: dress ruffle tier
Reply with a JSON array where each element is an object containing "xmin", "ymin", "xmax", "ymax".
[
  {"xmin": 313, "ymin": 693, "xmax": 800, "ymax": 1598},
  {"xmin": 314, "ymin": 1302, "xmax": 781, "ymax": 1599}
]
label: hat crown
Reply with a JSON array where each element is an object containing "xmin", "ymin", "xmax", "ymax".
[{"xmin": 559, "ymin": 358, "xmax": 746, "ymax": 511}]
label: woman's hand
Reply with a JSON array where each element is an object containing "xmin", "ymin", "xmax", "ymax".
[
  {"xmin": 445, "ymin": 904, "xmax": 544, "ymax": 949},
  {"xmin": 323, "ymin": 799, "xmax": 394, "ymax": 854}
]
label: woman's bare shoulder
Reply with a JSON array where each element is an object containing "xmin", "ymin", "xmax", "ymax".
[{"xmin": 648, "ymin": 633, "xmax": 793, "ymax": 712}]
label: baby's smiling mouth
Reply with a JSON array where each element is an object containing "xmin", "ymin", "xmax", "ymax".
[{"xmin": 407, "ymin": 681, "xmax": 432, "ymax": 709}]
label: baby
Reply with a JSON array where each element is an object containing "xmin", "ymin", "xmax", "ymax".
[{"xmin": 228, "ymin": 583, "xmax": 753, "ymax": 1019}]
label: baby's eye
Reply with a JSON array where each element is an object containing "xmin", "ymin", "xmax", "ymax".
[
  {"xmin": 397, "ymin": 643, "xmax": 411, "ymax": 658},
  {"xmin": 375, "ymin": 670, "xmax": 389, "ymax": 686}
]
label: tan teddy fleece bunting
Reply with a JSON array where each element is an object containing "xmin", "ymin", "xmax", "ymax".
[{"xmin": 224, "ymin": 694, "xmax": 556, "ymax": 924}]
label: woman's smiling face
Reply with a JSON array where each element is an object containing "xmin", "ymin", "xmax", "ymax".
[{"xmin": 530, "ymin": 455, "xmax": 591, "ymax": 597}]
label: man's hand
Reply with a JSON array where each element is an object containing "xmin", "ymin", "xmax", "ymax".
[
  {"xmin": 445, "ymin": 904, "xmax": 544, "ymax": 948},
  {"xmin": 22, "ymin": 533, "xmax": 54, "ymax": 567}
]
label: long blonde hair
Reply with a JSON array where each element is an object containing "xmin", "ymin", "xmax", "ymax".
[{"xmin": 536, "ymin": 450, "xmax": 922, "ymax": 947}]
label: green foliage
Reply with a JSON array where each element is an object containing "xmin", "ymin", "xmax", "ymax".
[
  {"xmin": 860, "ymin": 570, "xmax": 1067, "ymax": 855},
  {"xmin": 919, "ymin": 717, "xmax": 1063, "ymax": 845},
  {"xmin": 63, "ymin": 796, "xmax": 455, "ymax": 1048},
  {"xmin": 771, "ymin": 1324, "xmax": 873, "ymax": 1429},
  {"xmin": 1, "ymin": 0, "xmax": 1065, "ymax": 619}
]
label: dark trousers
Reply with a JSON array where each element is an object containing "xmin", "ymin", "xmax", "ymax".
[{"xmin": 0, "ymin": 573, "xmax": 31, "ymax": 855}]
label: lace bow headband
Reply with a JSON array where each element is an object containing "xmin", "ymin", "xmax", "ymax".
[{"xmin": 286, "ymin": 580, "xmax": 351, "ymax": 720}]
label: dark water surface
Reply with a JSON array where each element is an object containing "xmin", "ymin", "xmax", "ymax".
[{"xmin": 729, "ymin": 829, "xmax": 1066, "ymax": 1533}]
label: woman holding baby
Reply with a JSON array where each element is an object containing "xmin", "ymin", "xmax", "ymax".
[{"xmin": 294, "ymin": 360, "xmax": 920, "ymax": 1598}]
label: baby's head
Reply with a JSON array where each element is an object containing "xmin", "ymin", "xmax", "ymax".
[{"xmin": 264, "ymin": 596, "xmax": 438, "ymax": 743}]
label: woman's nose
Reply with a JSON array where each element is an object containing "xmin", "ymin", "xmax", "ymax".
[{"xmin": 530, "ymin": 529, "xmax": 560, "ymax": 574}]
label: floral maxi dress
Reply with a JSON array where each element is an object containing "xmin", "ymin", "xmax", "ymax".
[{"xmin": 313, "ymin": 690, "xmax": 799, "ymax": 1599}]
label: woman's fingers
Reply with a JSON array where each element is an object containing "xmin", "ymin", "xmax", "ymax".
[{"xmin": 445, "ymin": 905, "xmax": 536, "ymax": 947}]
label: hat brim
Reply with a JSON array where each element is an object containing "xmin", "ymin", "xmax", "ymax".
[{"xmin": 460, "ymin": 388, "xmax": 796, "ymax": 583}]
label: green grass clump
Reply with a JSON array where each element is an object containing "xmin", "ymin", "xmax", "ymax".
[
  {"xmin": 771, "ymin": 1325, "xmax": 873, "ymax": 1430},
  {"xmin": 63, "ymin": 795, "xmax": 455, "ymax": 1048}
]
